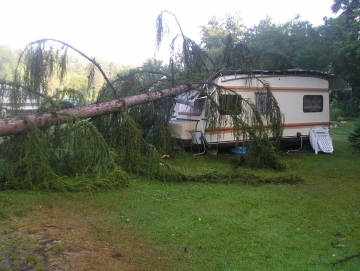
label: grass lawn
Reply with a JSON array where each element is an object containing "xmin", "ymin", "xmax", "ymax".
[{"xmin": 0, "ymin": 121, "xmax": 359, "ymax": 270}]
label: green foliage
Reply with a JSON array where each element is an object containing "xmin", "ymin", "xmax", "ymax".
[
  {"xmin": 243, "ymin": 16, "xmax": 333, "ymax": 71},
  {"xmin": 0, "ymin": 41, "xmax": 124, "ymax": 111},
  {"xmin": 221, "ymin": 34, "xmax": 251, "ymax": 69},
  {"xmin": 329, "ymin": 1, "xmax": 360, "ymax": 117},
  {"xmin": 331, "ymin": 99, "xmax": 345, "ymax": 121},
  {"xmin": 154, "ymin": 162, "xmax": 293, "ymax": 183},
  {"xmin": 156, "ymin": 11, "xmax": 216, "ymax": 74},
  {"xmin": 332, "ymin": 89, "xmax": 360, "ymax": 118},
  {"xmin": 20, "ymin": 42, "xmax": 68, "ymax": 95},
  {"xmin": 231, "ymin": 140, "xmax": 286, "ymax": 171},
  {"xmin": 332, "ymin": 98, "xmax": 339, "ymax": 109},
  {"xmin": 340, "ymin": 92, "xmax": 360, "ymax": 118},
  {"xmin": 48, "ymin": 120, "xmax": 113, "ymax": 176},
  {"xmin": 0, "ymin": 45, "xmax": 21, "ymax": 81},
  {"xmin": 93, "ymin": 111, "xmax": 167, "ymax": 177},
  {"xmin": 331, "ymin": 107, "xmax": 342, "ymax": 121},
  {"xmin": 331, "ymin": 0, "xmax": 360, "ymax": 25},
  {"xmin": 200, "ymin": 13, "xmax": 246, "ymax": 51},
  {"xmin": 348, "ymin": 120, "xmax": 360, "ymax": 148},
  {"xmin": 4, "ymin": 124, "xmax": 58, "ymax": 190},
  {"xmin": 1, "ymin": 119, "xmax": 125, "ymax": 191}
]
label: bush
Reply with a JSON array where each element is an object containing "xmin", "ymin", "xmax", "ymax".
[
  {"xmin": 331, "ymin": 108, "xmax": 342, "ymax": 121},
  {"xmin": 331, "ymin": 99, "xmax": 342, "ymax": 121},
  {"xmin": 348, "ymin": 120, "xmax": 360, "ymax": 149}
]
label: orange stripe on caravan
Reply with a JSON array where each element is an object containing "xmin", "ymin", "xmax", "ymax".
[
  {"xmin": 223, "ymin": 87, "xmax": 329, "ymax": 93},
  {"xmin": 205, "ymin": 122, "xmax": 330, "ymax": 134}
]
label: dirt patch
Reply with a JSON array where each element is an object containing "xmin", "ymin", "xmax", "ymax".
[{"xmin": 0, "ymin": 204, "xmax": 168, "ymax": 271}]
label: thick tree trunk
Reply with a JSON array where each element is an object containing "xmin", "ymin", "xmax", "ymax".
[{"xmin": 0, "ymin": 84, "xmax": 200, "ymax": 137}]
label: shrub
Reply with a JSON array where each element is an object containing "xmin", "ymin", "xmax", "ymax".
[
  {"xmin": 331, "ymin": 108, "xmax": 342, "ymax": 121},
  {"xmin": 348, "ymin": 120, "xmax": 360, "ymax": 149}
]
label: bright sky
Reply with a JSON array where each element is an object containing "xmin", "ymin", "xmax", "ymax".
[{"xmin": 1, "ymin": 0, "xmax": 337, "ymax": 66}]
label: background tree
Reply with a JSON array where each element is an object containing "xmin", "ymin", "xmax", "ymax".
[
  {"xmin": 0, "ymin": 45, "xmax": 21, "ymax": 81},
  {"xmin": 200, "ymin": 12, "xmax": 246, "ymax": 50},
  {"xmin": 199, "ymin": 13, "xmax": 247, "ymax": 65},
  {"xmin": 243, "ymin": 16, "xmax": 334, "ymax": 71},
  {"xmin": 330, "ymin": 0, "xmax": 360, "ymax": 117}
]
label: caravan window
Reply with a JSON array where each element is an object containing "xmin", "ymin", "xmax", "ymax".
[
  {"xmin": 303, "ymin": 95, "xmax": 323, "ymax": 112},
  {"xmin": 255, "ymin": 92, "xmax": 270, "ymax": 114},
  {"xmin": 178, "ymin": 98, "xmax": 205, "ymax": 116},
  {"xmin": 218, "ymin": 94, "xmax": 242, "ymax": 115}
]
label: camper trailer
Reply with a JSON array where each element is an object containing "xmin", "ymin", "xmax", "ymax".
[
  {"xmin": 0, "ymin": 87, "xmax": 39, "ymax": 115},
  {"xmin": 0, "ymin": 97, "xmax": 38, "ymax": 115},
  {"xmin": 169, "ymin": 69, "xmax": 351, "ymax": 149}
]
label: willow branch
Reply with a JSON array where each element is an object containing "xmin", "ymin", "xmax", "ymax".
[
  {"xmin": 0, "ymin": 81, "xmax": 56, "ymax": 107},
  {"xmin": 161, "ymin": 10, "xmax": 185, "ymax": 38},
  {"xmin": 19, "ymin": 39, "xmax": 118, "ymax": 98}
]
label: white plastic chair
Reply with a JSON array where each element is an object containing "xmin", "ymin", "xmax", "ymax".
[{"xmin": 309, "ymin": 126, "xmax": 334, "ymax": 154}]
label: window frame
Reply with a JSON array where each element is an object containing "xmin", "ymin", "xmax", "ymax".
[
  {"xmin": 303, "ymin": 95, "xmax": 323, "ymax": 113},
  {"xmin": 218, "ymin": 94, "xmax": 242, "ymax": 115},
  {"xmin": 178, "ymin": 97, "xmax": 205, "ymax": 116},
  {"xmin": 255, "ymin": 92, "xmax": 271, "ymax": 114}
]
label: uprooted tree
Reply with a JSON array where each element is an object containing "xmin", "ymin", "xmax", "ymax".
[{"xmin": 0, "ymin": 11, "xmax": 293, "ymax": 190}]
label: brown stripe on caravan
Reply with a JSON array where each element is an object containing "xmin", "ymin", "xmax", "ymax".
[
  {"xmin": 271, "ymin": 87, "xmax": 328, "ymax": 92},
  {"xmin": 205, "ymin": 122, "xmax": 330, "ymax": 134},
  {"xmin": 205, "ymin": 126, "xmax": 235, "ymax": 134},
  {"xmin": 221, "ymin": 87, "xmax": 329, "ymax": 93},
  {"xmin": 283, "ymin": 122, "xmax": 330, "ymax": 129}
]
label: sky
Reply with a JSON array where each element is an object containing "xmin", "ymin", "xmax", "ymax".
[{"xmin": 1, "ymin": 0, "xmax": 338, "ymax": 66}]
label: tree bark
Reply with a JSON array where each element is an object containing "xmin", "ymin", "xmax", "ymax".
[{"xmin": 0, "ymin": 84, "xmax": 200, "ymax": 137}]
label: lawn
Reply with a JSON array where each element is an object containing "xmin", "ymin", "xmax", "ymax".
[{"xmin": 0, "ymin": 121, "xmax": 359, "ymax": 270}]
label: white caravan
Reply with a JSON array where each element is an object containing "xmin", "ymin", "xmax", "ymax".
[{"xmin": 169, "ymin": 69, "xmax": 351, "ymax": 148}]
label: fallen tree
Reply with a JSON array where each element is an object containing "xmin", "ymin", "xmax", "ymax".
[
  {"xmin": 0, "ymin": 11, "xmax": 292, "ymax": 190},
  {"xmin": 0, "ymin": 83, "xmax": 199, "ymax": 137}
]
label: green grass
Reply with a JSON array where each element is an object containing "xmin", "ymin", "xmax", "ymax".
[
  {"xmin": 1, "ymin": 121, "xmax": 360, "ymax": 270},
  {"xmin": 330, "ymin": 120, "xmax": 356, "ymax": 136}
]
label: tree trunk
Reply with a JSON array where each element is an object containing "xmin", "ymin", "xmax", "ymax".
[{"xmin": 0, "ymin": 84, "xmax": 200, "ymax": 137}]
